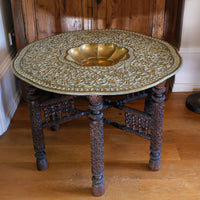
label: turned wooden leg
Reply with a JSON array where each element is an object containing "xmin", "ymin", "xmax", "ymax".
[
  {"xmin": 26, "ymin": 85, "xmax": 48, "ymax": 171},
  {"xmin": 149, "ymin": 82, "xmax": 166, "ymax": 171},
  {"xmin": 88, "ymin": 95, "xmax": 104, "ymax": 196}
]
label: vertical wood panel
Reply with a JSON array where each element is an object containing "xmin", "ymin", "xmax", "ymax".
[
  {"xmin": 35, "ymin": 0, "xmax": 58, "ymax": 39},
  {"xmin": 93, "ymin": 0, "xmax": 107, "ymax": 29},
  {"xmin": 129, "ymin": 0, "xmax": 154, "ymax": 35},
  {"xmin": 59, "ymin": 0, "xmax": 83, "ymax": 32},
  {"xmin": 21, "ymin": 0, "xmax": 37, "ymax": 43},
  {"xmin": 10, "ymin": 0, "xmax": 27, "ymax": 50},
  {"xmin": 106, "ymin": 0, "xmax": 154, "ymax": 35},
  {"xmin": 82, "ymin": 0, "xmax": 93, "ymax": 30},
  {"xmin": 164, "ymin": 0, "xmax": 185, "ymax": 49},
  {"xmin": 152, "ymin": 0, "xmax": 166, "ymax": 39}
]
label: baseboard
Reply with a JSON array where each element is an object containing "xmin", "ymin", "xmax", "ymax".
[
  {"xmin": 180, "ymin": 48, "xmax": 200, "ymax": 54},
  {"xmin": 173, "ymin": 83, "xmax": 200, "ymax": 92}
]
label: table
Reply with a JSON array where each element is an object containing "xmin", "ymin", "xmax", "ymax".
[{"xmin": 12, "ymin": 29, "xmax": 181, "ymax": 196}]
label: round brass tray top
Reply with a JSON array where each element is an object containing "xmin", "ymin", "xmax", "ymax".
[{"xmin": 12, "ymin": 29, "xmax": 182, "ymax": 95}]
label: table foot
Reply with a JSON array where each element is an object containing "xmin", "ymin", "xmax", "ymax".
[
  {"xmin": 36, "ymin": 154, "xmax": 48, "ymax": 171},
  {"xmin": 92, "ymin": 176, "xmax": 105, "ymax": 196},
  {"xmin": 89, "ymin": 95, "xmax": 104, "ymax": 196},
  {"xmin": 149, "ymin": 151, "xmax": 161, "ymax": 171}
]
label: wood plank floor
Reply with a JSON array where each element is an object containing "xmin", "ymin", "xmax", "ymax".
[{"xmin": 1, "ymin": 92, "xmax": 200, "ymax": 200}]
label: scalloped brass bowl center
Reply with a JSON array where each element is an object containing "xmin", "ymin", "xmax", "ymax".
[{"xmin": 65, "ymin": 43, "xmax": 130, "ymax": 66}]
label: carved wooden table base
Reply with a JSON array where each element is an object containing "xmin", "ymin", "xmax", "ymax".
[{"xmin": 26, "ymin": 81, "xmax": 166, "ymax": 196}]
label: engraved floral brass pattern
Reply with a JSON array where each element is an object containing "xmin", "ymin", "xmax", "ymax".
[{"xmin": 12, "ymin": 29, "xmax": 182, "ymax": 95}]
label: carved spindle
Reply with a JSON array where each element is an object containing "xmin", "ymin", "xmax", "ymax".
[
  {"xmin": 71, "ymin": 98, "xmax": 75, "ymax": 110},
  {"xmin": 132, "ymin": 115, "xmax": 136, "ymax": 130},
  {"xmin": 138, "ymin": 118, "xmax": 142, "ymax": 132},
  {"xmin": 26, "ymin": 85, "xmax": 48, "ymax": 171},
  {"xmin": 65, "ymin": 100, "xmax": 69, "ymax": 116},
  {"xmin": 148, "ymin": 82, "xmax": 166, "ymax": 171},
  {"xmin": 125, "ymin": 112, "xmax": 130, "ymax": 128},
  {"xmin": 145, "ymin": 120, "xmax": 149, "ymax": 135},
  {"xmin": 43, "ymin": 107, "xmax": 49, "ymax": 123},
  {"xmin": 51, "ymin": 105, "xmax": 56, "ymax": 121},
  {"xmin": 88, "ymin": 95, "xmax": 104, "ymax": 196}
]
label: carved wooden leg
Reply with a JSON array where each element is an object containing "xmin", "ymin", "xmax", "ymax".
[
  {"xmin": 26, "ymin": 85, "xmax": 48, "ymax": 171},
  {"xmin": 149, "ymin": 82, "xmax": 166, "ymax": 171},
  {"xmin": 88, "ymin": 95, "xmax": 104, "ymax": 196}
]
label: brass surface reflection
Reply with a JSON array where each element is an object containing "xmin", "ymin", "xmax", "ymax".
[{"xmin": 65, "ymin": 43, "xmax": 130, "ymax": 66}]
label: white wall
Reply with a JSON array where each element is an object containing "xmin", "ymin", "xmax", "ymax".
[
  {"xmin": 0, "ymin": 0, "xmax": 20, "ymax": 135},
  {"xmin": 174, "ymin": 0, "xmax": 200, "ymax": 92}
]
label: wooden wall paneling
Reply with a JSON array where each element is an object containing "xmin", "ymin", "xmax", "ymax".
[
  {"xmin": 106, "ymin": 0, "xmax": 154, "ymax": 35},
  {"xmin": 127, "ymin": 0, "xmax": 154, "ymax": 35},
  {"xmin": 106, "ymin": 0, "xmax": 124, "ymax": 30},
  {"xmin": 11, "ymin": 0, "xmax": 29, "ymax": 100},
  {"xmin": 10, "ymin": 0, "xmax": 27, "ymax": 50},
  {"xmin": 58, "ymin": 0, "xmax": 83, "ymax": 32},
  {"xmin": 82, "ymin": 0, "xmax": 93, "ymax": 30},
  {"xmin": 152, "ymin": 0, "xmax": 166, "ymax": 39},
  {"xmin": 164, "ymin": 0, "xmax": 185, "ymax": 49},
  {"xmin": 163, "ymin": 0, "xmax": 185, "ymax": 97},
  {"xmin": 34, "ymin": 0, "xmax": 60, "ymax": 39},
  {"xmin": 34, "ymin": 0, "xmax": 86, "ymax": 39},
  {"xmin": 92, "ymin": 0, "xmax": 107, "ymax": 29},
  {"xmin": 21, "ymin": 0, "xmax": 37, "ymax": 43}
]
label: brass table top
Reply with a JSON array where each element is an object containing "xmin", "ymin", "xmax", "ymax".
[{"xmin": 12, "ymin": 29, "xmax": 182, "ymax": 95}]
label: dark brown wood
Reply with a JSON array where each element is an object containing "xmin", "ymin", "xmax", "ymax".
[
  {"xmin": 26, "ymin": 85, "xmax": 48, "ymax": 171},
  {"xmin": 11, "ymin": 0, "xmax": 185, "ymax": 48},
  {"xmin": 88, "ymin": 95, "xmax": 104, "ymax": 196},
  {"xmin": 148, "ymin": 81, "xmax": 166, "ymax": 171},
  {"xmin": 10, "ymin": 0, "xmax": 27, "ymax": 50},
  {"xmin": 18, "ymin": 83, "xmax": 170, "ymax": 196},
  {"xmin": 144, "ymin": 89, "xmax": 153, "ymax": 116},
  {"xmin": 152, "ymin": 0, "xmax": 166, "ymax": 39},
  {"xmin": 164, "ymin": 0, "xmax": 185, "ymax": 49},
  {"xmin": 94, "ymin": 0, "xmax": 155, "ymax": 35},
  {"xmin": 163, "ymin": 0, "xmax": 185, "ymax": 96}
]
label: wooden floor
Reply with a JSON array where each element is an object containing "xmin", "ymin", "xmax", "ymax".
[{"xmin": 0, "ymin": 92, "xmax": 200, "ymax": 200}]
